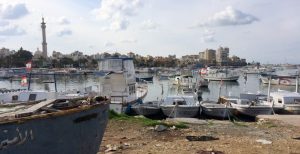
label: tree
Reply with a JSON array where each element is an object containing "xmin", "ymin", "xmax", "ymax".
[{"xmin": 11, "ymin": 47, "xmax": 33, "ymax": 67}]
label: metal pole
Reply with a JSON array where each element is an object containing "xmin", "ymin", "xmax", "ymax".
[
  {"xmin": 267, "ymin": 76, "xmax": 271, "ymax": 102},
  {"xmin": 296, "ymin": 75, "xmax": 299, "ymax": 93},
  {"xmin": 28, "ymin": 72, "xmax": 31, "ymax": 91},
  {"xmin": 54, "ymin": 73, "xmax": 57, "ymax": 92}
]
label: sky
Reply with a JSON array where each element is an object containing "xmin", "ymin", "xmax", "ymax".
[{"xmin": 0, "ymin": 0, "xmax": 300, "ymax": 64}]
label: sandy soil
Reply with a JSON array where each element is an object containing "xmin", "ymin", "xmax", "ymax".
[{"xmin": 99, "ymin": 118, "xmax": 300, "ymax": 154}]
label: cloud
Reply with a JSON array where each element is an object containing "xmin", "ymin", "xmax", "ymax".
[
  {"xmin": 198, "ymin": 6, "xmax": 258, "ymax": 27},
  {"xmin": 0, "ymin": 20, "xmax": 9, "ymax": 27},
  {"xmin": 57, "ymin": 28, "xmax": 72, "ymax": 37},
  {"xmin": 120, "ymin": 38, "xmax": 137, "ymax": 43},
  {"xmin": 110, "ymin": 18, "xmax": 129, "ymax": 31},
  {"xmin": 0, "ymin": 25, "xmax": 25, "ymax": 36},
  {"xmin": 58, "ymin": 16, "xmax": 70, "ymax": 25},
  {"xmin": 105, "ymin": 41, "xmax": 115, "ymax": 47},
  {"xmin": 201, "ymin": 29, "xmax": 215, "ymax": 43},
  {"xmin": 0, "ymin": 3, "xmax": 29, "ymax": 20},
  {"xmin": 141, "ymin": 19, "xmax": 158, "ymax": 30},
  {"xmin": 93, "ymin": 0, "xmax": 143, "ymax": 30}
]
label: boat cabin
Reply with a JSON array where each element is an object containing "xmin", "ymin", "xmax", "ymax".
[{"xmin": 270, "ymin": 91, "xmax": 300, "ymax": 105}]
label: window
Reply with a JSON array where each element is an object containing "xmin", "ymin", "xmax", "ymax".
[
  {"xmin": 29, "ymin": 94, "xmax": 37, "ymax": 101},
  {"xmin": 12, "ymin": 95, "xmax": 18, "ymax": 101},
  {"xmin": 278, "ymin": 99, "xmax": 282, "ymax": 103},
  {"xmin": 294, "ymin": 99, "xmax": 300, "ymax": 104}
]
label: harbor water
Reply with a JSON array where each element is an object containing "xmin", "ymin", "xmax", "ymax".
[{"xmin": 0, "ymin": 69, "xmax": 298, "ymax": 102}]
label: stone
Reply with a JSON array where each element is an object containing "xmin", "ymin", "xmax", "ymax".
[
  {"xmin": 256, "ymin": 139, "xmax": 272, "ymax": 145},
  {"xmin": 154, "ymin": 125, "xmax": 168, "ymax": 132}
]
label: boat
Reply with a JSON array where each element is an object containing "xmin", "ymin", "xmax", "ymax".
[
  {"xmin": 131, "ymin": 101, "xmax": 163, "ymax": 118},
  {"xmin": 136, "ymin": 76, "xmax": 154, "ymax": 82},
  {"xmin": 0, "ymin": 96, "xmax": 109, "ymax": 154},
  {"xmin": 197, "ymin": 77, "xmax": 209, "ymax": 88},
  {"xmin": 200, "ymin": 100, "xmax": 234, "ymax": 119},
  {"xmin": 268, "ymin": 90, "xmax": 300, "ymax": 114},
  {"xmin": 98, "ymin": 57, "xmax": 148, "ymax": 113},
  {"xmin": 0, "ymin": 69, "xmax": 11, "ymax": 79},
  {"xmin": 203, "ymin": 68, "xmax": 240, "ymax": 82},
  {"xmin": 220, "ymin": 96, "xmax": 276, "ymax": 117},
  {"xmin": 172, "ymin": 75, "xmax": 196, "ymax": 87},
  {"xmin": 260, "ymin": 74, "xmax": 299, "ymax": 86},
  {"xmin": 160, "ymin": 95, "xmax": 200, "ymax": 118}
]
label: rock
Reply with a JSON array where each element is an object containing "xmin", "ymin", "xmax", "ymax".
[
  {"xmin": 155, "ymin": 144, "xmax": 162, "ymax": 147},
  {"xmin": 124, "ymin": 143, "xmax": 130, "ymax": 146},
  {"xmin": 154, "ymin": 125, "xmax": 168, "ymax": 132},
  {"xmin": 170, "ymin": 126, "xmax": 176, "ymax": 130},
  {"xmin": 105, "ymin": 144, "xmax": 118, "ymax": 152},
  {"xmin": 257, "ymin": 119, "xmax": 267, "ymax": 125},
  {"xmin": 256, "ymin": 139, "xmax": 272, "ymax": 145}
]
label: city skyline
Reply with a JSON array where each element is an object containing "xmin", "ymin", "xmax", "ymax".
[{"xmin": 0, "ymin": 0, "xmax": 299, "ymax": 64}]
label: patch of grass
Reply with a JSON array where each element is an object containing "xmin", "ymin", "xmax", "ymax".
[
  {"xmin": 109, "ymin": 110, "xmax": 188, "ymax": 129},
  {"xmin": 263, "ymin": 121, "xmax": 277, "ymax": 128},
  {"xmin": 206, "ymin": 120, "xmax": 214, "ymax": 126},
  {"xmin": 232, "ymin": 120, "xmax": 248, "ymax": 127}
]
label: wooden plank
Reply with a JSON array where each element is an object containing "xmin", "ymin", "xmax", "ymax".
[
  {"xmin": 0, "ymin": 99, "xmax": 57, "ymax": 119},
  {"xmin": 17, "ymin": 99, "xmax": 56, "ymax": 114}
]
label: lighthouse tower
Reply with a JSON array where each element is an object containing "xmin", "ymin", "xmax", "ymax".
[{"xmin": 41, "ymin": 17, "xmax": 47, "ymax": 58}]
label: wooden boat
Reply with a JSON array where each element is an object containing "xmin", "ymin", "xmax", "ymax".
[
  {"xmin": 221, "ymin": 97, "xmax": 276, "ymax": 117},
  {"xmin": 200, "ymin": 100, "xmax": 234, "ymax": 119},
  {"xmin": 268, "ymin": 90, "xmax": 300, "ymax": 114},
  {"xmin": 260, "ymin": 74, "xmax": 299, "ymax": 86},
  {"xmin": 136, "ymin": 76, "xmax": 154, "ymax": 82},
  {"xmin": 160, "ymin": 95, "xmax": 200, "ymax": 118},
  {"xmin": 131, "ymin": 101, "xmax": 162, "ymax": 118},
  {"xmin": 0, "ymin": 96, "xmax": 109, "ymax": 154}
]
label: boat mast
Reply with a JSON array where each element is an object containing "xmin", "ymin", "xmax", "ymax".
[
  {"xmin": 296, "ymin": 74, "xmax": 299, "ymax": 93},
  {"xmin": 267, "ymin": 76, "xmax": 271, "ymax": 102}
]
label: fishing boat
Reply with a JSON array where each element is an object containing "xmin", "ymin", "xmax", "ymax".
[
  {"xmin": 200, "ymin": 100, "xmax": 234, "ymax": 119},
  {"xmin": 136, "ymin": 76, "xmax": 154, "ymax": 82},
  {"xmin": 172, "ymin": 75, "xmax": 196, "ymax": 87},
  {"xmin": 160, "ymin": 95, "xmax": 200, "ymax": 118},
  {"xmin": 220, "ymin": 96, "xmax": 276, "ymax": 117},
  {"xmin": 260, "ymin": 74, "xmax": 299, "ymax": 86},
  {"xmin": 131, "ymin": 101, "xmax": 162, "ymax": 118},
  {"xmin": 268, "ymin": 90, "xmax": 300, "ymax": 114},
  {"xmin": 0, "ymin": 96, "xmax": 109, "ymax": 154},
  {"xmin": 203, "ymin": 68, "xmax": 240, "ymax": 82}
]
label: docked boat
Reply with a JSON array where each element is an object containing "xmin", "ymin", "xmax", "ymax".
[
  {"xmin": 136, "ymin": 76, "xmax": 154, "ymax": 82},
  {"xmin": 197, "ymin": 77, "xmax": 209, "ymax": 88},
  {"xmin": 0, "ymin": 96, "xmax": 109, "ymax": 154},
  {"xmin": 220, "ymin": 96, "xmax": 276, "ymax": 117},
  {"xmin": 0, "ymin": 69, "xmax": 11, "ymax": 79},
  {"xmin": 160, "ymin": 95, "xmax": 200, "ymax": 118},
  {"xmin": 260, "ymin": 74, "xmax": 299, "ymax": 86},
  {"xmin": 268, "ymin": 90, "xmax": 300, "ymax": 114},
  {"xmin": 203, "ymin": 68, "xmax": 240, "ymax": 82},
  {"xmin": 131, "ymin": 101, "xmax": 162, "ymax": 118},
  {"xmin": 172, "ymin": 75, "xmax": 196, "ymax": 87},
  {"xmin": 200, "ymin": 100, "xmax": 234, "ymax": 119},
  {"xmin": 98, "ymin": 57, "xmax": 148, "ymax": 113}
]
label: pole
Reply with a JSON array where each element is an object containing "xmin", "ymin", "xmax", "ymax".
[
  {"xmin": 28, "ymin": 72, "xmax": 31, "ymax": 91},
  {"xmin": 267, "ymin": 76, "xmax": 271, "ymax": 102},
  {"xmin": 296, "ymin": 75, "xmax": 299, "ymax": 93},
  {"xmin": 54, "ymin": 73, "xmax": 57, "ymax": 92}
]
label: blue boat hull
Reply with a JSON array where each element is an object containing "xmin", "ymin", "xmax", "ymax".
[{"xmin": 0, "ymin": 103, "xmax": 109, "ymax": 154}]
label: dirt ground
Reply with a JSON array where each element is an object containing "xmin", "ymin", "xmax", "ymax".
[{"xmin": 99, "ymin": 118, "xmax": 300, "ymax": 154}]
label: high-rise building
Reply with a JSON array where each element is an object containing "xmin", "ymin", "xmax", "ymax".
[
  {"xmin": 203, "ymin": 49, "xmax": 216, "ymax": 65},
  {"xmin": 216, "ymin": 46, "xmax": 229, "ymax": 66},
  {"xmin": 41, "ymin": 17, "xmax": 47, "ymax": 58}
]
